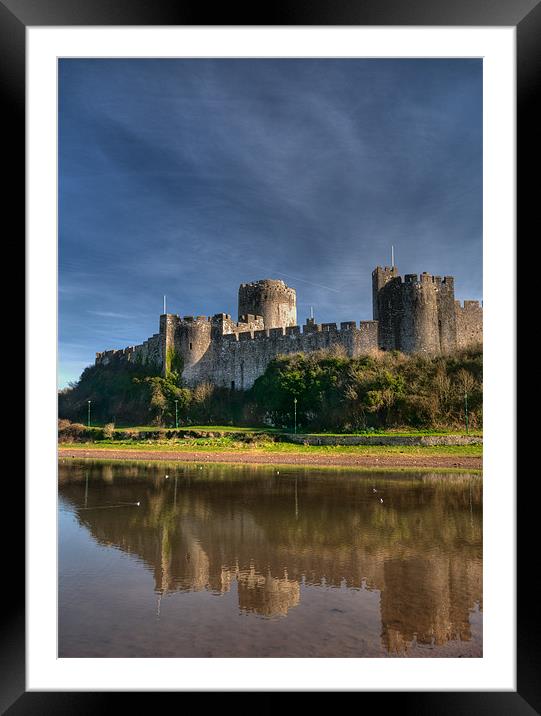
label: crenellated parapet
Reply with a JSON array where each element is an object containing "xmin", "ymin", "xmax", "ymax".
[
  {"xmin": 95, "ymin": 332, "xmax": 162, "ymax": 369},
  {"xmin": 212, "ymin": 318, "xmax": 379, "ymax": 390},
  {"xmin": 218, "ymin": 319, "xmax": 377, "ymax": 342},
  {"xmin": 94, "ymin": 267, "xmax": 481, "ymax": 389},
  {"xmin": 372, "ymin": 267, "xmax": 478, "ymax": 355}
]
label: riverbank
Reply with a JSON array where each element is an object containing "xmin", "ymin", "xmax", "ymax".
[{"xmin": 59, "ymin": 445, "xmax": 482, "ymax": 470}]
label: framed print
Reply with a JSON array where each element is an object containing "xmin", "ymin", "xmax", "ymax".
[{"xmin": 6, "ymin": 0, "xmax": 536, "ymax": 709}]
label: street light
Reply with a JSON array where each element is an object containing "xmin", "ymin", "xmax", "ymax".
[
  {"xmin": 294, "ymin": 397, "xmax": 298, "ymax": 435},
  {"xmin": 174, "ymin": 399, "xmax": 179, "ymax": 429},
  {"xmin": 87, "ymin": 400, "xmax": 91, "ymax": 428}
]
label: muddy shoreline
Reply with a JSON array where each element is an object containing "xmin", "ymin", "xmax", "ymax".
[{"xmin": 59, "ymin": 447, "xmax": 482, "ymax": 470}]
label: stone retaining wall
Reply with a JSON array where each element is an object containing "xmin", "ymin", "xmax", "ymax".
[{"xmin": 283, "ymin": 434, "xmax": 482, "ymax": 446}]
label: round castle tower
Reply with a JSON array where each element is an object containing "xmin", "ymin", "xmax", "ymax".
[
  {"xmin": 238, "ymin": 279, "xmax": 297, "ymax": 329},
  {"xmin": 176, "ymin": 316, "xmax": 212, "ymax": 378},
  {"xmin": 372, "ymin": 268, "xmax": 458, "ymax": 354},
  {"xmin": 399, "ymin": 274, "xmax": 440, "ymax": 354}
]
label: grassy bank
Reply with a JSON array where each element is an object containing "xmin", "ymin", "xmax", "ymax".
[
  {"xmin": 75, "ymin": 423, "xmax": 482, "ymax": 437},
  {"xmin": 96, "ymin": 424, "xmax": 280, "ymax": 433},
  {"xmin": 60, "ymin": 438, "xmax": 482, "ymax": 458}
]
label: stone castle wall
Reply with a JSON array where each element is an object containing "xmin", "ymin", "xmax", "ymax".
[
  {"xmin": 455, "ymin": 300, "xmax": 483, "ymax": 349},
  {"xmin": 142, "ymin": 317, "xmax": 378, "ymax": 389},
  {"xmin": 208, "ymin": 319, "xmax": 378, "ymax": 390},
  {"xmin": 95, "ymin": 332, "xmax": 162, "ymax": 369},
  {"xmin": 95, "ymin": 268, "xmax": 482, "ymax": 388}
]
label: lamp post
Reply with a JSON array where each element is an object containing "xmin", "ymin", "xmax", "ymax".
[
  {"xmin": 294, "ymin": 397, "xmax": 297, "ymax": 435},
  {"xmin": 174, "ymin": 399, "xmax": 178, "ymax": 429},
  {"xmin": 464, "ymin": 391, "xmax": 469, "ymax": 435},
  {"xmin": 87, "ymin": 400, "xmax": 91, "ymax": 428}
]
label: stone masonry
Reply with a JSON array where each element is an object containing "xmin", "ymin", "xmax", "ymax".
[{"xmin": 95, "ymin": 268, "xmax": 482, "ymax": 389}]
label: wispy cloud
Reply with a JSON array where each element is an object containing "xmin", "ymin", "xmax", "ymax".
[
  {"xmin": 273, "ymin": 272, "xmax": 341, "ymax": 293},
  {"xmin": 59, "ymin": 58, "xmax": 482, "ymax": 387},
  {"xmin": 87, "ymin": 310, "xmax": 136, "ymax": 319}
]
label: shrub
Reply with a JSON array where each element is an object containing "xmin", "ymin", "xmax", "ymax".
[
  {"xmin": 103, "ymin": 423, "xmax": 115, "ymax": 439},
  {"xmin": 58, "ymin": 419, "xmax": 87, "ymax": 442}
]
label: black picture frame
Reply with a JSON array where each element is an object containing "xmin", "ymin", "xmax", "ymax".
[{"xmin": 7, "ymin": 0, "xmax": 534, "ymax": 710}]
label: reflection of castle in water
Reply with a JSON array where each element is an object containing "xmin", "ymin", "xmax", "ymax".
[
  {"xmin": 154, "ymin": 515, "xmax": 301, "ymax": 617},
  {"xmin": 59, "ymin": 463, "xmax": 482, "ymax": 653}
]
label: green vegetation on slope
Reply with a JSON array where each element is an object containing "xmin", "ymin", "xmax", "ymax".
[
  {"xmin": 249, "ymin": 347, "xmax": 482, "ymax": 431},
  {"xmin": 59, "ymin": 346, "xmax": 482, "ymax": 432}
]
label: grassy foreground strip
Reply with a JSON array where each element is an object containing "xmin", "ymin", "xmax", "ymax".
[
  {"xmin": 60, "ymin": 439, "xmax": 481, "ymax": 456},
  {"xmin": 76, "ymin": 424, "xmax": 482, "ymax": 437}
]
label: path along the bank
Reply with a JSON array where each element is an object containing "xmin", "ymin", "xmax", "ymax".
[{"xmin": 59, "ymin": 447, "xmax": 482, "ymax": 470}]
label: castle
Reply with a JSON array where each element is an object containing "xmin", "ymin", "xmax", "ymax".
[{"xmin": 95, "ymin": 267, "xmax": 482, "ymax": 389}]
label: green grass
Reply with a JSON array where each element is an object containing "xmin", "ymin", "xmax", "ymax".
[
  {"xmin": 78, "ymin": 423, "xmax": 481, "ymax": 437},
  {"xmin": 87, "ymin": 423, "xmax": 279, "ymax": 433},
  {"xmin": 60, "ymin": 438, "xmax": 482, "ymax": 457}
]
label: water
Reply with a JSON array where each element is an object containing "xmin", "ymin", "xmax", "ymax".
[{"xmin": 58, "ymin": 460, "xmax": 482, "ymax": 658}]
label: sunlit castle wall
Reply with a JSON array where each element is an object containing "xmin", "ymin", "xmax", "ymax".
[
  {"xmin": 95, "ymin": 267, "xmax": 481, "ymax": 387},
  {"xmin": 210, "ymin": 319, "xmax": 379, "ymax": 391}
]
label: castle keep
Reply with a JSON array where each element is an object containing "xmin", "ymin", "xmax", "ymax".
[{"xmin": 96, "ymin": 269, "xmax": 482, "ymax": 389}]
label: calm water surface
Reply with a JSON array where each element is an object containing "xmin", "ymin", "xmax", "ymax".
[{"xmin": 59, "ymin": 460, "xmax": 482, "ymax": 657}]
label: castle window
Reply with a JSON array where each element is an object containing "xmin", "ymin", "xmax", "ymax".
[
  {"xmin": 189, "ymin": 342, "xmax": 193, "ymax": 350},
  {"xmin": 231, "ymin": 380, "xmax": 235, "ymax": 390}
]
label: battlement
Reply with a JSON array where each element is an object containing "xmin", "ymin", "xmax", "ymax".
[
  {"xmin": 160, "ymin": 313, "xmax": 180, "ymax": 320},
  {"xmin": 239, "ymin": 278, "xmax": 291, "ymax": 292},
  {"xmin": 96, "ymin": 347, "xmax": 134, "ymax": 362},
  {"xmin": 455, "ymin": 299, "xmax": 482, "ymax": 310},
  {"xmin": 96, "ymin": 330, "xmax": 162, "ymax": 368},
  {"xmin": 96, "ymin": 345, "xmax": 138, "ymax": 362},
  {"xmin": 180, "ymin": 314, "xmax": 211, "ymax": 323},
  {"xmin": 431, "ymin": 275, "xmax": 454, "ymax": 287},
  {"xmin": 95, "ymin": 267, "xmax": 480, "ymax": 386},
  {"xmin": 218, "ymin": 320, "xmax": 375, "ymax": 344},
  {"xmin": 401, "ymin": 273, "xmax": 432, "ymax": 287},
  {"xmin": 239, "ymin": 313, "xmax": 263, "ymax": 324},
  {"xmin": 401, "ymin": 272, "xmax": 455, "ymax": 288},
  {"xmin": 373, "ymin": 266, "xmax": 399, "ymax": 276}
]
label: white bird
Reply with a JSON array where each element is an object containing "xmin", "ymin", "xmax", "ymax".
[
  {"xmin": 372, "ymin": 488, "xmax": 377, "ymax": 493},
  {"xmin": 136, "ymin": 501, "xmax": 140, "ymax": 506},
  {"xmin": 277, "ymin": 471, "xmax": 280, "ymax": 475},
  {"xmin": 380, "ymin": 498, "xmax": 383, "ymax": 504},
  {"xmin": 165, "ymin": 474, "xmax": 169, "ymax": 478}
]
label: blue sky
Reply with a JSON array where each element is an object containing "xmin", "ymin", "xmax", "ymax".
[{"xmin": 59, "ymin": 58, "xmax": 482, "ymax": 387}]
